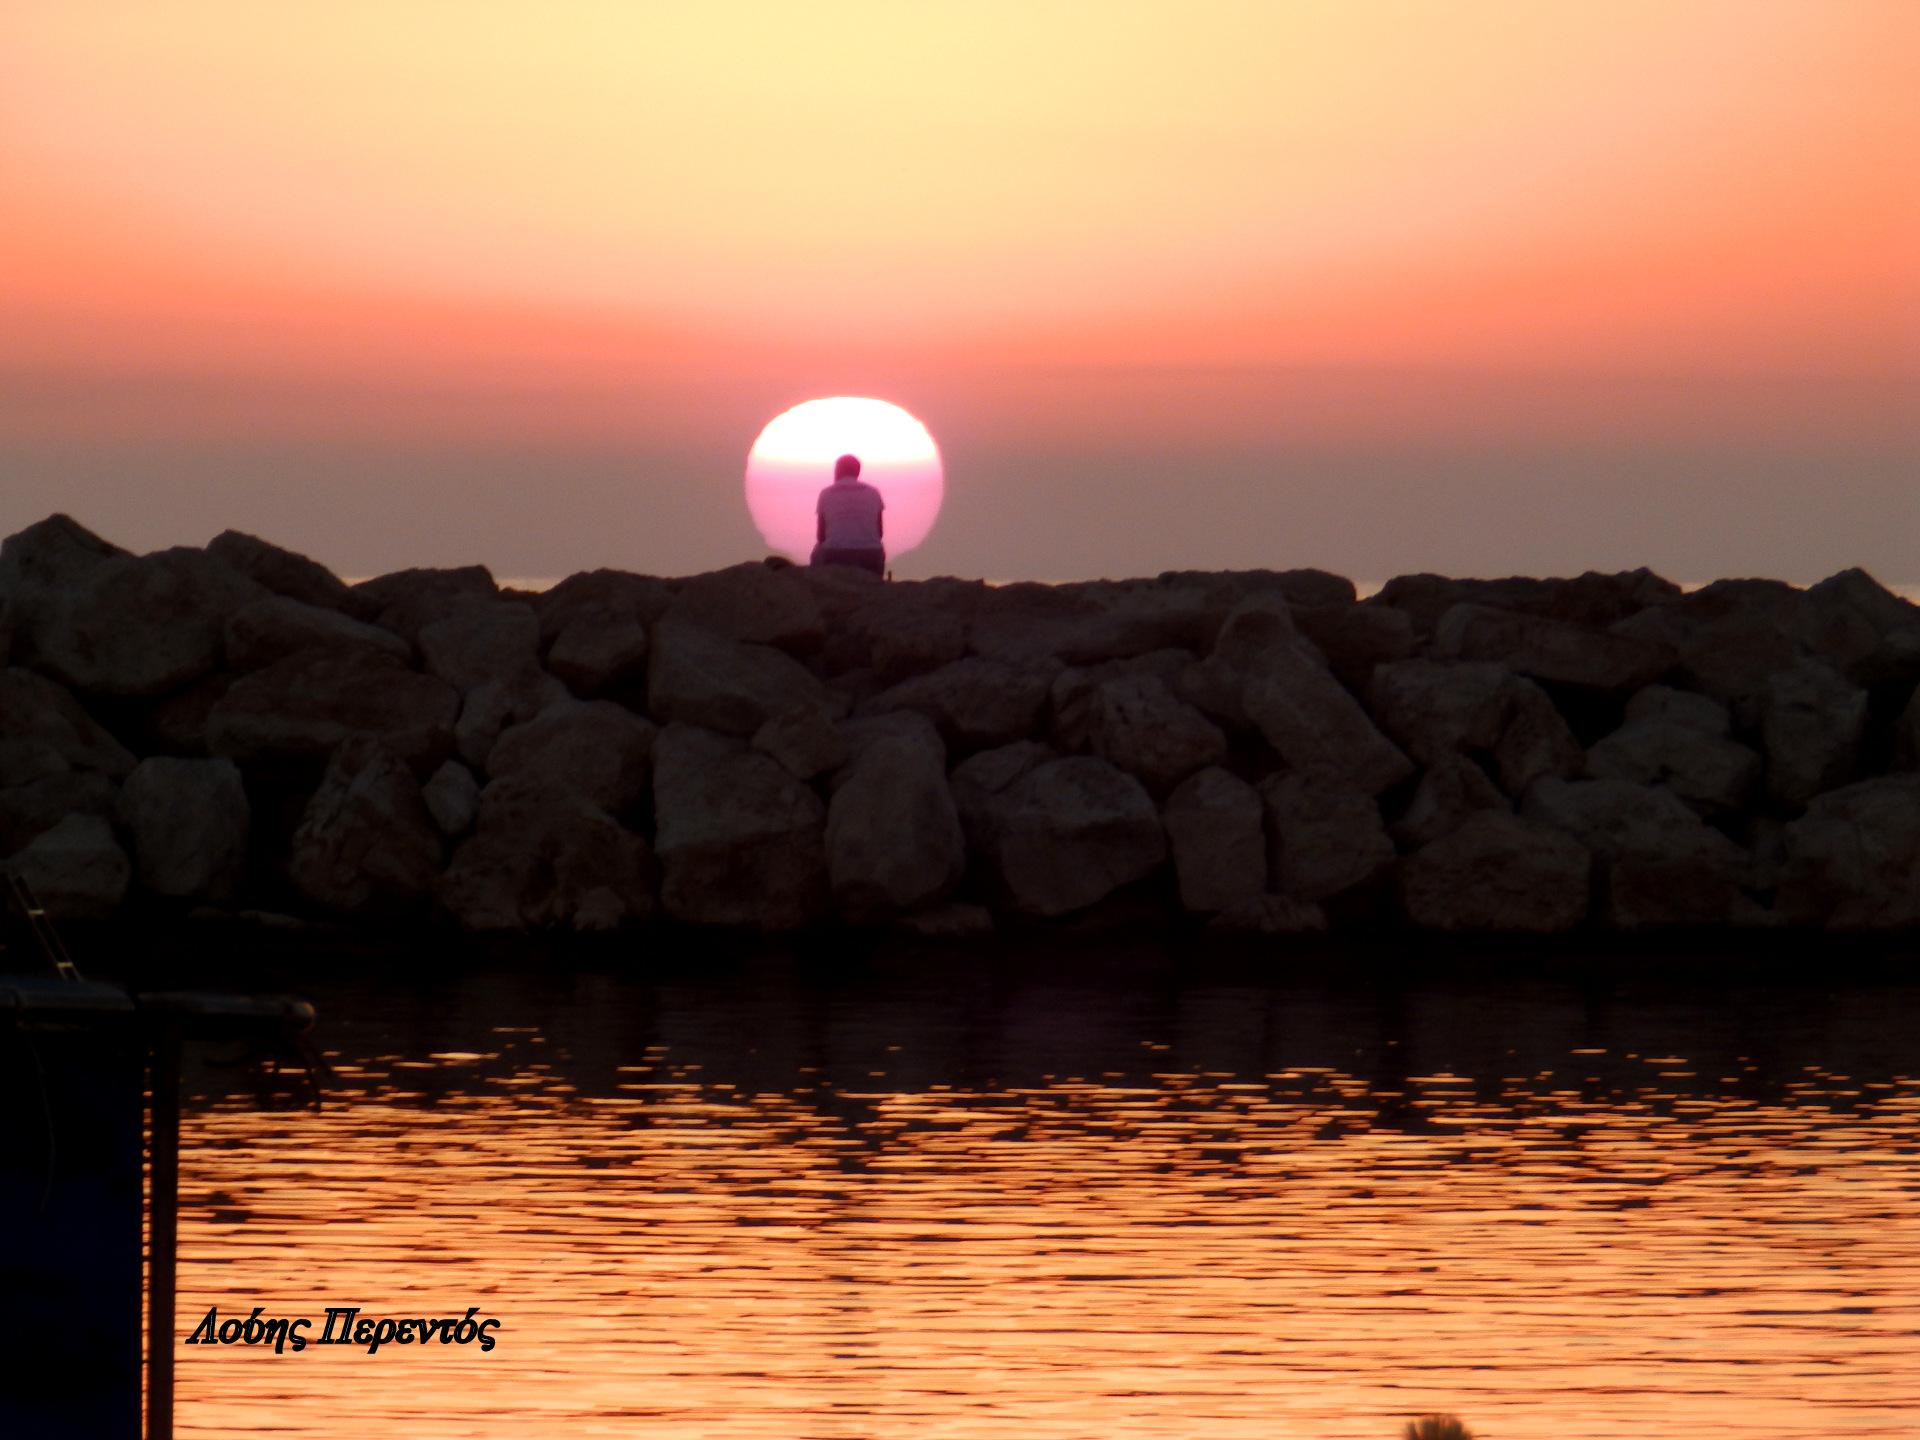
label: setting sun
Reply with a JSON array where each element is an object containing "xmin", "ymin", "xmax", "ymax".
[{"xmin": 744, "ymin": 397, "xmax": 944, "ymax": 562}]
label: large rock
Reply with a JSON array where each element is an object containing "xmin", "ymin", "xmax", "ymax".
[
  {"xmin": 483, "ymin": 699, "xmax": 656, "ymax": 812},
  {"xmin": 1372, "ymin": 568, "xmax": 1681, "ymax": 637},
  {"xmin": 0, "ymin": 513, "xmax": 126, "ymax": 603},
  {"xmin": 1390, "ymin": 753, "xmax": 1510, "ymax": 850},
  {"xmin": 1434, "ymin": 602, "xmax": 1676, "ymax": 693},
  {"xmin": 1086, "ymin": 672, "xmax": 1227, "ymax": 796},
  {"xmin": 1398, "ymin": 811, "xmax": 1591, "ymax": 932},
  {"xmin": 138, "ymin": 674, "xmax": 234, "ymax": 759},
  {"xmin": 224, "ymin": 595, "xmax": 411, "ymax": 672},
  {"xmin": 1775, "ymin": 774, "xmax": 1920, "ymax": 931},
  {"xmin": 1051, "ymin": 649, "xmax": 1197, "ymax": 750},
  {"xmin": 0, "ymin": 668, "xmax": 137, "ymax": 776},
  {"xmin": 663, "ymin": 561, "xmax": 825, "ymax": 654},
  {"xmin": 206, "ymin": 530, "xmax": 372, "ymax": 619},
  {"xmin": 647, "ymin": 619, "xmax": 831, "ymax": 736},
  {"xmin": 453, "ymin": 669, "xmax": 569, "ymax": 771},
  {"xmin": 286, "ymin": 735, "xmax": 444, "ymax": 916},
  {"xmin": 1586, "ymin": 686, "xmax": 1761, "ymax": 816},
  {"xmin": 545, "ymin": 603, "xmax": 650, "ymax": 697},
  {"xmin": 1796, "ymin": 568, "xmax": 1920, "ymax": 688},
  {"xmin": 116, "ymin": 756, "xmax": 249, "ymax": 903},
  {"xmin": 436, "ymin": 777, "xmax": 656, "ymax": 933},
  {"xmin": 1610, "ymin": 579, "xmax": 1805, "ymax": 728},
  {"xmin": 825, "ymin": 713, "xmax": 965, "ymax": 924},
  {"xmin": 1162, "ymin": 766, "xmax": 1266, "ymax": 914},
  {"xmin": 651, "ymin": 724, "xmax": 828, "ymax": 929},
  {"xmin": 1491, "ymin": 678, "xmax": 1584, "ymax": 798},
  {"xmin": 1760, "ymin": 659, "xmax": 1867, "ymax": 807},
  {"xmin": 352, "ymin": 566, "xmax": 498, "ymax": 647},
  {"xmin": 862, "ymin": 656, "xmax": 1059, "ymax": 751},
  {"xmin": 850, "ymin": 593, "xmax": 970, "ymax": 682},
  {"xmin": 207, "ymin": 648, "xmax": 459, "ymax": 775},
  {"xmin": 1892, "ymin": 688, "xmax": 1920, "ymax": 773},
  {"xmin": 3, "ymin": 813, "xmax": 129, "ymax": 919},
  {"xmin": 751, "ymin": 705, "xmax": 848, "ymax": 781},
  {"xmin": 417, "ymin": 600, "xmax": 542, "ymax": 694},
  {"xmin": 1369, "ymin": 659, "xmax": 1515, "ymax": 765},
  {"xmin": 1291, "ymin": 602, "xmax": 1416, "ymax": 696},
  {"xmin": 1521, "ymin": 776, "xmax": 1749, "ymax": 929},
  {"xmin": 949, "ymin": 740, "xmax": 1056, "ymax": 854},
  {"xmin": 966, "ymin": 579, "xmax": 1219, "ymax": 666},
  {"xmin": 975, "ymin": 756, "xmax": 1166, "ymax": 917},
  {"xmin": 0, "ymin": 770, "xmax": 115, "ymax": 859},
  {"xmin": 1259, "ymin": 766, "xmax": 1395, "ymax": 904},
  {"xmin": 420, "ymin": 759, "xmax": 480, "ymax": 837},
  {"xmin": 531, "ymin": 569, "xmax": 673, "ymax": 647}
]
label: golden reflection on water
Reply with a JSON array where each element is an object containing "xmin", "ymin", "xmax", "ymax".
[{"xmin": 171, "ymin": 1025, "xmax": 1920, "ymax": 1439}]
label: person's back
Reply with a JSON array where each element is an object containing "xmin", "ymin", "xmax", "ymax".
[{"xmin": 810, "ymin": 454, "xmax": 885, "ymax": 576}]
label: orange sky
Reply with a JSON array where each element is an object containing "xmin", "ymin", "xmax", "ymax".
[{"xmin": 0, "ymin": 1, "xmax": 1914, "ymax": 579}]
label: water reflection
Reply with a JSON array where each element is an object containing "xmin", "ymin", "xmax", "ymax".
[{"xmin": 165, "ymin": 948, "xmax": 1920, "ymax": 1438}]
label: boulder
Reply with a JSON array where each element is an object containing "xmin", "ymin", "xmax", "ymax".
[
  {"xmin": 3, "ymin": 813, "xmax": 130, "ymax": 920},
  {"xmin": 1397, "ymin": 811, "xmax": 1591, "ymax": 933},
  {"xmin": 651, "ymin": 723, "xmax": 829, "ymax": 929},
  {"xmin": 1206, "ymin": 894, "xmax": 1329, "ymax": 935},
  {"xmin": 138, "ymin": 673, "xmax": 235, "ymax": 759},
  {"xmin": 1760, "ymin": 659, "xmax": 1867, "ymax": 807},
  {"xmin": 976, "ymin": 756, "xmax": 1166, "ymax": 917},
  {"xmin": 453, "ymin": 669, "xmax": 570, "ymax": 771},
  {"xmin": 950, "ymin": 740, "xmax": 1056, "ymax": 854},
  {"xmin": 484, "ymin": 699, "xmax": 656, "ymax": 813},
  {"xmin": 892, "ymin": 900, "xmax": 995, "ymax": 938},
  {"xmin": 647, "ymin": 619, "xmax": 831, "ymax": 736},
  {"xmin": 0, "ymin": 739, "xmax": 68, "ymax": 788},
  {"xmin": 1775, "ymin": 774, "xmax": 1920, "ymax": 931},
  {"xmin": 1291, "ymin": 602, "xmax": 1416, "ymax": 696},
  {"xmin": 207, "ymin": 648, "xmax": 459, "ymax": 775},
  {"xmin": 1369, "ymin": 659, "xmax": 1515, "ymax": 765},
  {"xmin": 532, "ymin": 569, "xmax": 673, "ymax": 646},
  {"xmin": 0, "ymin": 513, "xmax": 126, "ymax": 601},
  {"xmin": 436, "ymin": 777, "xmax": 656, "ymax": 933},
  {"xmin": 1051, "ymin": 649, "xmax": 1196, "ymax": 750},
  {"xmin": 1390, "ymin": 753, "xmax": 1510, "ymax": 850},
  {"xmin": 1434, "ymin": 602, "xmax": 1676, "ymax": 693},
  {"xmin": 286, "ymin": 735, "xmax": 444, "ymax": 916},
  {"xmin": 1236, "ymin": 640, "xmax": 1413, "ymax": 796},
  {"xmin": 1586, "ymin": 698, "xmax": 1762, "ymax": 816},
  {"xmin": 116, "ymin": 756, "xmax": 249, "ymax": 903},
  {"xmin": 224, "ymin": 595, "xmax": 412, "ymax": 672},
  {"xmin": 417, "ymin": 600, "xmax": 542, "ymax": 694},
  {"xmin": 1162, "ymin": 766, "xmax": 1266, "ymax": 914},
  {"xmin": 206, "ymin": 530, "xmax": 372, "ymax": 618},
  {"xmin": 0, "ymin": 770, "xmax": 115, "ymax": 858},
  {"xmin": 968, "ymin": 580, "xmax": 1222, "ymax": 667},
  {"xmin": 352, "ymin": 566, "xmax": 498, "ymax": 647},
  {"xmin": 861, "ymin": 656, "xmax": 1059, "ymax": 751},
  {"xmin": 545, "ymin": 602, "xmax": 650, "ymax": 697},
  {"xmin": 1624, "ymin": 683, "xmax": 1734, "ymax": 734},
  {"xmin": 1259, "ymin": 766, "xmax": 1396, "ymax": 904},
  {"xmin": 852, "ymin": 596, "xmax": 969, "ymax": 682},
  {"xmin": 0, "ymin": 668, "xmax": 137, "ymax": 776},
  {"xmin": 420, "ymin": 759, "xmax": 481, "ymax": 837},
  {"xmin": 751, "ymin": 705, "xmax": 849, "ymax": 781},
  {"xmin": 663, "ymin": 561, "xmax": 825, "ymax": 654},
  {"xmin": 1609, "ymin": 579, "xmax": 1805, "ymax": 728},
  {"xmin": 1155, "ymin": 567, "xmax": 1356, "ymax": 613},
  {"xmin": 1491, "ymin": 679, "xmax": 1584, "ymax": 798},
  {"xmin": 1086, "ymin": 672, "xmax": 1227, "ymax": 796},
  {"xmin": 825, "ymin": 712, "xmax": 965, "ymax": 923},
  {"xmin": 1796, "ymin": 568, "xmax": 1920, "ymax": 688},
  {"xmin": 1371, "ymin": 568, "xmax": 1681, "ymax": 637},
  {"xmin": 1892, "ymin": 687, "xmax": 1920, "ymax": 772}
]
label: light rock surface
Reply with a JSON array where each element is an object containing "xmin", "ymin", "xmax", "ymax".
[
  {"xmin": 0, "ymin": 668, "xmax": 137, "ymax": 776},
  {"xmin": 117, "ymin": 756, "xmax": 249, "ymax": 903},
  {"xmin": 207, "ymin": 530, "xmax": 372, "ymax": 618},
  {"xmin": 421, "ymin": 759, "xmax": 481, "ymax": 837},
  {"xmin": 1369, "ymin": 660, "xmax": 1515, "ymax": 765},
  {"xmin": 825, "ymin": 712, "xmax": 965, "ymax": 923},
  {"xmin": 1397, "ymin": 811, "xmax": 1591, "ymax": 932},
  {"xmin": 664, "ymin": 561, "xmax": 825, "ymax": 654},
  {"xmin": 4, "ymin": 813, "xmax": 130, "ymax": 919},
  {"xmin": 751, "ymin": 705, "xmax": 849, "ymax": 781},
  {"xmin": 1775, "ymin": 774, "xmax": 1920, "ymax": 931},
  {"xmin": 978, "ymin": 756, "xmax": 1166, "ymax": 917},
  {"xmin": 1260, "ymin": 766, "xmax": 1396, "ymax": 903},
  {"xmin": 208, "ymin": 649, "xmax": 459, "ymax": 774},
  {"xmin": 651, "ymin": 724, "xmax": 829, "ymax": 929},
  {"xmin": 647, "ymin": 619, "xmax": 831, "ymax": 736},
  {"xmin": 224, "ymin": 595, "xmax": 412, "ymax": 672},
  {"xmin": 1491, "ymin": 679, "xmax": 1584, "ymax": 798},
  {"xmin": 1390, "ymin": 753, "xmax": 1510, "ymax": 850},
  {"xmin": 484, "ymin": 699, "xmax": 656, "ymax": 813},
  {"xmin": 417, "ymin": 600, "xmax": 542, "ymax": 694},
  {"xmin": 1435, "ymin": 603, "xmax": 1675, "ymax": 693},
  {"xmin": 1162, "ymin": 766, "xmax": 1266, "ymax": 914},
  {"xmin": 546, "ymin": 603, "xmax": 650, "ymax": 697},
  {"xmin": 1760, "ymin": 659, "xmax": 1867, "ymax": 807},
  {"xmin": 1087, "ymin": 672, "xmax": 1227, "ymax": 796},
  {"xmin": 286, "ymin": 735, "xmax": 445, "ymax": 916},
  {"xmin": 863, "ymin": 656, "xmax": 1060, "ymax": 750}
]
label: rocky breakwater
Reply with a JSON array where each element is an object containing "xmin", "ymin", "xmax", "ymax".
[{"xmin": 4, "ymin": 511, "xmax": 1919, "ymax": 939}]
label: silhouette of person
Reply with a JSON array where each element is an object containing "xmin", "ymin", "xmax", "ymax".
[{"xmin": 810, "ymin": 453, "xmax": 885, "ymax": 577}]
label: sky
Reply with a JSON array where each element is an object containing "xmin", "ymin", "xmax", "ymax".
[{"xmin": 1, "ymin": 0, "xmax": 1915, "ymax": 584}]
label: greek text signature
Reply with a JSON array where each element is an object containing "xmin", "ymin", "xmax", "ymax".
[{"xmin": 184, "ymin": 1305, "xmax": 500, "ymax": 1354}]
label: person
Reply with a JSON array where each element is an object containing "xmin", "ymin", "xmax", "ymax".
[{"xmin": 810, "ymin": 453, "xmax": 886, "ymax": 577}]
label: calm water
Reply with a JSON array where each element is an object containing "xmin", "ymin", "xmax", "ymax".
[{"xmin": 156, "ymin": 940, "xmax": 1920, "ymax": 1439}]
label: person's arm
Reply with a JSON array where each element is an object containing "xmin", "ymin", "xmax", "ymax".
[{"xmin": 817, "ymin": 513, "xmax": 825, "ymax": 543}]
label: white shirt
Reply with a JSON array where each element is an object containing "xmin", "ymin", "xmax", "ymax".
[{"xmin": 816, "ymin": 479, "xmax": 885, "ymax": 549}]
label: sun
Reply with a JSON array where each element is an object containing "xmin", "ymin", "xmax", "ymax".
[{"xmin": 744, "ymin": 398, "xmax": 944, "ymax": 562}]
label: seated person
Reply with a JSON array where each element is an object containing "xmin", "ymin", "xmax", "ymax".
[{"xmin": 810, "ymin": 453, "xmax": 885, "ymax": 576}]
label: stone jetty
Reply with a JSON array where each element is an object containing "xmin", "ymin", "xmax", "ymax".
[{"xmin": 3, "ymin": 512, "xmax": 1918, "ymax": 937}]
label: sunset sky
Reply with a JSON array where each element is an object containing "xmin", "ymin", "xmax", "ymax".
[{"xmin": 2, "ymin": 1, "xmax": 1914, "ymax": 583}]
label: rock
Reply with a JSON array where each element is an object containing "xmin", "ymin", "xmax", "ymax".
[
  {"xmin": 976, "ymin": 756, "xmax": 1166, "ymax": 917},
  {"xmin": 663, "ymin": 561, "xmax": 825, "ymax": 654},
  {"xmin": 1162, "ymin": 766, "xmax": 1266, "ymax": 914},
  {"xmin": 1586, "ymin": 712, "xmax": 1762, "ymax": 817},
  {"xmin": 1892, "ymin": 688, "xmax": 1920, "ymax": 772},
  {"xmin": 1291, "ymin": 602, "xmax": 1417, "ymax": 696},
  {"xmin": 0, "ymin": 513, "xmax": 125, "ymax": 600},
  {"xmin": 950, "ymin": 740, "xmax": 1056, "ymax": 853},
  {"xmin": 352, "ymin": 566, "xmax": 498, "ymax": 647},
  {"xmin": 484, "ymin": 699, "xmax": 656, "ymax": 812},
  {"xmin": 3, "ymin": 813, "xmax": 130, "ymax": 919},
  {"xmin": 421, "ymin": 759, "xmax": 481, "ymax": 837},
  {"xmin": 651, "ymin": 723, "xmax": 828, "ymax": 929},
  {"xmin": 752, "ymin": 705, "xmax": 849, "ymax": 780},
  {"xmin": 1435, "ymin": 603, "xmax": 1676, "ymax": 693},
  {"xmin": 1746, "ymin": 816, "xmax": 1789, "ymax": 894},
  {"xmin": 1491, "ymin": 679, "xmax": 1584, "ymax": 798},
  {"xmin": 116, "ymin": 757, "xmax": 249, "ymax": 903},
  {"xmin": 454, "ymin": 669, "xmax": 570, "ymax": 771},
  {"xmin": 853, "ymin": 596, "xmax": 969, "ymax": 682},
  {"xmin": 647, "ymin": 619, "xmax": 831, "ymax": 736},
  {"xmin": 207, "ymin": 648, "xmax": 459, "ymax": 775},
  {"xmin": 1238, "ymin": 641, "xmax": 1413, "ymax": 796},
  {"xmin": 892, "ymin": 900, "xmax": 995, "ymax": 938},
  {"xmin": 286, "ymin": 735, "xmax": 444, "ymax": 916},
  {"xmin": 1623, "ymin": 683, "xmax": 1733, "ymax": 734},
  {"xmin": 861, "ymin": 656, "xmax": 1060, "ymax": 751},
  {"xmin": 0, "ymin": 668, "xmax": 137, "ymax": 776},
  {"xmin": 0, "ymin": 770, "xmax": 115, "ymax": 858},
  {"xmin": 1397, "ymin": 811, "xmax": 1591, "ymax": 932},
  {"xmin": 1205, "ymin": 894, "xmax": 1329, "ymax": 935},
  {"xmin": 1372, "ymin": 568, "xmax": 1681, "ymax": 637},
  {"xmin": 1369, "ymin": 660, "xmax": 1515, "ymax": 765},
  {"xmin": 1775, "ymin": 774, "xmax": 1920, "ymax": 931},
  {"xmin": 1390, "ymin": 753, "xmax": 1510, "ymax": 850},
  {"xmin": 0, "ymin": 739, "xmax": 68, "ymax": 788},
  {"xmin": 224, "ymin": 595, "xmax": 412, "ymax": 672},
  {"xmin": 206, "ymin": 530, "xmax": 372, "ymax": 619},
  {"xmin": 1051, "ymin": 649, "xmax": 1196, "ymax": 750},
  {"xmin": 138, "ymin": 673, "xmax": 235, "ymax": 759},
  {"xmin": 546, "ymin": 602, "xmax": 650, "ymax": 697},
  {"xmin": 1086, "ymin": 673, "xmax": 1227, "ymax": 796},
  {"xmin": 436, "ymin": 777, "xmax": 656, "ymax": 933},
  {"xmin": 1609, "ymin": 579, "xmax": 1805, "ymax": 728},
  {"xmin": 531, "ymin": 569, "xmax": 673, "ymax": 646},
  {"xmin": 416, "ymin": 600, "xmax": 541, "ymax": 695},
  {"xmin": 971, "ymin": 580, "xmax": 1226, "ymax": 667},
  {"xmin": 825, "ymin": 711, "xmax": 965, "ymax": 923},
  {"xmin": 1521, "ymin": 776, "xmax": 1749, "ymax": 929},
  {"xmin": 1259, "ymin": 766, "xmax": 1396, "ymax": 904},
  {"xmin": 1797, "ymin": 568, "xmax": 1920, "ymax": 687},
  {"xmin": 1156, "ymin": 567, "xmax": 1357, "ymax": 612},
  {"xmin": 1760, "ymin": 659, "xmax": 1867, "ymax": 807}
]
